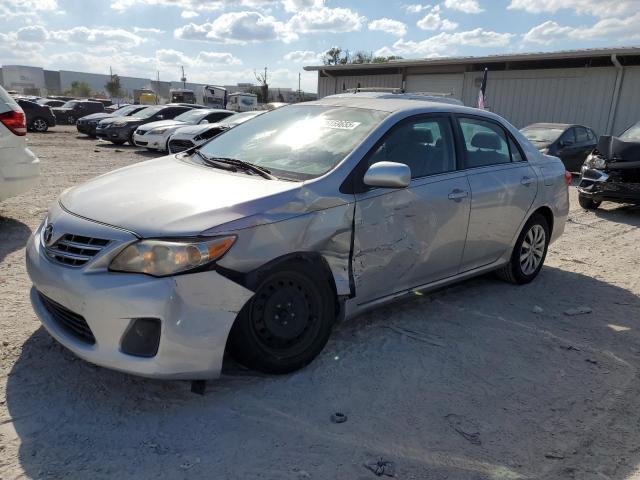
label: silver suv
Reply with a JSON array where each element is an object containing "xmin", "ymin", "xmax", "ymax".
[{"xmin": 26, "ymin": 93, "xmax": 569, "ymax": 379}]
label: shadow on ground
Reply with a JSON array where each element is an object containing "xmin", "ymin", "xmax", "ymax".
[
  {"xmin": 5, "ymin": 267, "xmax": 640, "ymax": 479},
  {"xmin": 0, "ymin": 216, "xmax": 32, "ymax": 263}
]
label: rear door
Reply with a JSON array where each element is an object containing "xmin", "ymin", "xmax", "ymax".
[
  {"xmin": 456, "ymin": 115, "xmax": 537, "ymax": 273},
  {"xmin": 352, "ymin": 115, "xmax": 471, "ymax": 303}
]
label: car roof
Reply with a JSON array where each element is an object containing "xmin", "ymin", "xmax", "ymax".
[{"xmin": 523, "ymin": 123, "xmax": 586, "ymax": 130}]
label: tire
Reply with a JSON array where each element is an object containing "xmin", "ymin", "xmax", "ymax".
[
  {"xmin": 67, "ymin": 115, "xmax": 76, "ymax": 125},
  {"xmin": 497, "ymin": 213, "xmax": 550, "ymax": 285},
  {"xmin": 228, "ymin": 260, "xmax": 336, "ymax": 374},
  {"xmin": 578, "ymin": 194, "xmax": 601, "ymax": 210},
  {"xmin": 31, "ymin": 117, "xmax": 49, "ymax": 132},
  {"xmin": 128, "ymin": 131, "xmax": 136, "ymax": 145},
  {"xmin": 111, "ymin": 140, "xmax": 126, "ymax": 145}
]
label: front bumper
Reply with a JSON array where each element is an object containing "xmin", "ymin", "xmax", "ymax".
[
  {"xmin": 25, "ymin": 209, "xmax": 253, "ymax": 379},
  {"xmin": 76, "ymin": 122, "xmax": 96, "ymax": 135},
  {"xmin": 578, "ymin": 167, "xmax": 640, "ymax": 203},
  {"xmin": 96, "ymin": 126, "xmax": 132, "ymax": 142},
  {"xmin": 133, "ymin": 132, "xmax": 168, "ymax": 150}
]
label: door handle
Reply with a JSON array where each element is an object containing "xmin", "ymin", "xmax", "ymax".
[
  {"xmin": 448, "ymin": 189, "xmax": 468, "ymax": 200},
  {"xmin": 521, "ymin": 176, "xmax": 535, "ymax": 186}
]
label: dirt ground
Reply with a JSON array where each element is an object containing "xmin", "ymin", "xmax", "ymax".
[{"xmin": 1, "ymin": 125, "xmax": 639, "ymax": 480}]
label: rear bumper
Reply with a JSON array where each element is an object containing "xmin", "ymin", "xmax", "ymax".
[{"xmin": 0, "ymin": 147, "xmax": 40, "ymax": 202}]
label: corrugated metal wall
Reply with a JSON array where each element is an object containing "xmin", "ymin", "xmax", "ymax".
[
  {"xmin": 318, "ymin": 74, "xmax": 402, "ymax": 98},
  {"xmin": 461, "ymin": 67, "xmax": 618, "ymax": 135},
  {"xmin": 405, "ymin": 73, "xmax": 464, "ymax": 99},
  {"xmin": 612, "ymin": 66, "xmax": 640, "ymax": 135}
]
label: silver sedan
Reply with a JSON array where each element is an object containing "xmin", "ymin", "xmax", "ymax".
[{"xmin": 26, "ymin": 92, "xmax": 570, "ymax": 379}]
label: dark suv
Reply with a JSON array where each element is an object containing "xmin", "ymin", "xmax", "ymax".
[
  {"xmin": 52, "ymin": 100, "xmax": 105, "ymax": 125},
  {"xmin": 76, "ymin": 104, "xmax": 146, "ymax": 138},
  {"xmin": 16, "ymin": 98, "xmax": 57, "ymax": 132},
  {"xmin": 95, "ymin": 104, "xmax": 195, "ymax": 145}
]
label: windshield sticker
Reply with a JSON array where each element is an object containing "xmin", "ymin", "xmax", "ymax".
[{"xmin": 323, "ymin": 120, "xmax": 362, "ymax": 130}]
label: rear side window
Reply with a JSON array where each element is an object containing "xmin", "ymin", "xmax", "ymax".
[
  {"xmin": 575, "ymin": 127, "xmax": 589, "ymax": 143},
  {"xmin": 458, "ymin": 117, "xmax": 510, "ymax": 168},
  {"xmin": 367, "ymin": 116, "xmax": 456, "ymax": 179},
  {"xmin": 559, "ymin": 128, "xmax": 576, "ymax": 145},
  {"xmin": 509, "ymin": 137, "xmax": 525, "ymax": 162}
]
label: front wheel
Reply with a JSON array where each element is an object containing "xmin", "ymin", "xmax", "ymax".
[
  {"xmin": 31, "ymin": 118, "xmax": 48, "ymax": 132},
  {"xmin": 228, "ymin": 261, "xmax": 335, "ymax": 374},
  {"xmin": 67, "ymin": 115, "xmax": 76, "ymax": 125},
  {"xmin": 497, "ymin": 213, "xmax": 550, "ymax": 285},
  {"xmin": 578, "ymin": 194, "xmax": 601, "ymax": 210}
]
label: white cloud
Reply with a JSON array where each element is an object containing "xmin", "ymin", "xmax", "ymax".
[
  {"xmin": 522, "ymin": 21, "xmax": 575, "ymax": 44},
  {"xmin": 156, "ymin": 48, "xmax": 242, "ymax": 66},
  {"xmin": 281, "ymin": 0, "xmax": 324, "ymax": 12},
  {"xmin": 417, "ymin": 6, "xmax": 458, "ymax": 31},
  {"xmin": 287, "ymin": 6, "xmax": 366, "ymax": 33},
  {"xmin": 368, "ymin": 18, "xmax": 407, "ymax": 37},
  {"xmin": 283, "ymin": 50, "xmax": 322, "ymax": 63},
  {"xmin": 133, "ymin": 27, "xmax": 165, "ymax": 34},
  {"xmin": 384, "ymin": 28, "xmax": 514, "ymax": 57},
  {"xmin": 0, "ymin": 0, "xmax": 59, "ymax": 18},
  {"xmin": 523, "ymin": 14, "xmax": 640, "ymax": 44},
  {"xmin": 14, "ymin": 25, "xmax": 146, "ymax": 47},
  {"xmin": 508, "ymin": 0, "xmax": 636, "ymax": 18},
  {"xmin": 181, "ymin": 10, "xmax": 199, "ymax": 18},
  {"xmin": 405, "ymin": 4, "xmax": 432, "ymax": 13},
  {"xmin": 175, "ymin": 11, "xmax": 296, "ymax": 44},
  {"xmin": 443, "ymin": 0, "xmax": 483, "ymax": 14}
]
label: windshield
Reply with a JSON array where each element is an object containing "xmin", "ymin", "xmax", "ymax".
[
  {"xmin": 114, "ymin": 105, "xmax": 139, "ymax": 117},
  {"xmin": 61, "ymin": 101, "xmax": 79, "ymax": 108},
  {"xmin": 134, "ymin": 106, "xmax": 163, "ymax": 119},
  {"xmin": 198, "ymin": 105, "xmax": 388, "ymax": 181},
  {"xmin": 619, "ymin": 122, "xmax": 640, "ymax": 142},
  {"xmin": 220, "ymin": 111, "xmax": 263, "ymax": 127},
  {"xmin": 174, "ymin": 109, "xmax": 209, "ymax": 123},
  {"xmin": 521, "ymin": 127, "xmax": 564, "ymax": 144}
]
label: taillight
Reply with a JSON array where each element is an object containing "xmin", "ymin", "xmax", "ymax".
[
  {"xmin": 0, "ymin": 110, "xmax": 27, "ymax": 136},
  {"xmin": 564, "ymin": 170, "xmax": 573, "ymax": 186}
]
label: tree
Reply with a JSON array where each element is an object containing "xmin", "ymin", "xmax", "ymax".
[
  {"xmin": 104, "ymin": 74, "xmax": 123, "ymax": 99},
  {"xmin": 323, "ymin": 47, "xmax": 343, "ymax": 65},
  {"xmin": 66, "ymin": 81, "xmax": 91, "ymax": 97},
  {"xmin": 323, "ymin": 47, "xmax": 402, "ymax": 65},
  {"xmin": 372, "ymin": 55, "xmax": 403, "ymax": 63},
  {"xmin": 254, "ymin": 68, "xmax": 269, "ymax": 104}
]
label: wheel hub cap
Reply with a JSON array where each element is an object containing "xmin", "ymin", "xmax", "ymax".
[{"xmin": 520, "ymin": 224, "xmax": 545, "ymax": 275}]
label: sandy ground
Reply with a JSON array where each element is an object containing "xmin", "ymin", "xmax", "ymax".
[{"xmin": 1, "ymin": 125, "xmax": 639, "ymax": 480}]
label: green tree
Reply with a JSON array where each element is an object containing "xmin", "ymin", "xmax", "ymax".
[
  {"xmin": 323, "ymin": 47, "xmax": 343, "ymax": 65},
  {"xmin": 104, "ymin": 74, "xmax": 123, "ymax": 99},
  {"xmin": 66, "ymin": 81, "xmax": 92, "ymax": 98}
]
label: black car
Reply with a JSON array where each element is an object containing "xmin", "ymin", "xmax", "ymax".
[
  {"xmin": 76, "ymin": 105, "xmax": 147, "ymax": 138},
  {"xmin": 38, "ymin": 98, "xmax": 66, "ymax": 108},
  {"xmin": 52, "ymin": 100, "xmax": 105, "ymax": 125},
  {"xmin": 95, "ymin": 104, "xmax": 196, "ymax": 145},
  {"xmin": 521, "ymin": 123, "xmax": 598, "ymax": 172},
  {"xmin": 16, "ymin": 99, "xmax": 57, "ymax": 132},
  {"xmin": 578, "ymin": 121, "xmax": 640, "ymax": 209}
]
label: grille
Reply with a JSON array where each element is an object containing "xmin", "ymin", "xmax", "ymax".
[
  {"xmin": 38, "ymin": 292, "xmax": 96, "ymax": 344},
  {"xmin": 168, "ymin": 139, "xmax": 194, "ymax": 153},
  {"xmin": 45, "ymin": 233, "xmax": 110, "ymax": 267}
]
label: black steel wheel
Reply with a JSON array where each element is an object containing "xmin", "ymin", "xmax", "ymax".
[
  {"xmin": 31, "ymin": 117, "xmax": 48, "ymax": 132},
  {"xmin": 228, "ymin": 260, "xmax": 335, "ymax": 374}
]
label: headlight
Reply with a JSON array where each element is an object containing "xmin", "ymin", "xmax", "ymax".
[
  {"xmin": 585, "ymin": 153, "xmax": 606, "ymax": 169},
  {"xmin": 149, "ymin": 127, "xmax": 171, "ymax": 134},
  {"xmin": 109, "ymin": 236, "xmax": 236, "ymax": 277},
  {"xmin": 112, "ymin": 121, "xmax": 128, "ymax": 127}
]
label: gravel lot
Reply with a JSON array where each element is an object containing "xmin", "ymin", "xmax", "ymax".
[{"xmin": 1, "ymin": 125, "xmax": 640, "ymax": 480}]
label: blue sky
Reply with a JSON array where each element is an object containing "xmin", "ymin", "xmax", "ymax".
[{"xmin": 1, "ymin": 0, "xmax": 638, "ymax": 92}]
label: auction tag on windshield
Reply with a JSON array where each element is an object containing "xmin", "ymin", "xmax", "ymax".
[{"xmin": 323, "ymin": 120, "xmax": 362, "ymax": 130}]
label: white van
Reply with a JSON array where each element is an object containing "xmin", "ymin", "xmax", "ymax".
[
  {"xmin": 227, "ymin": 92, "xmax": 258, "ymax": 112},
  {"xmin": 0, "ymin": 85, "xmax": 40, "ymax": 202}
]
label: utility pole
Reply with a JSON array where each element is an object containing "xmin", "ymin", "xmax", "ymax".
[
  {"xmin": 298, "ymin": 72, "xmax": 301, "ymax": 102},
  {"xmin": 181, "ymin": 66, "xmax": 187, "ymax": 89}
]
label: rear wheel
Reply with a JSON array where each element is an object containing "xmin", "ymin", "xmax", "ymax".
[
  {"xmin": 578, "ymin": 194, "xmax": 601, "ymax": 210},
  {"xmin": 31, "ymin": 117, "xmax": 48, "ymax": 132},
  {"xmin": 497, "ymin": 213, "xmax": 550, "ymax": 285},
  {"xmin": 228, "ymin": 261, "xmax": 335, "ymax": 374},
  {"xmin": 67, "ymin": 115, "xmax": 76, "ymax": 125}
]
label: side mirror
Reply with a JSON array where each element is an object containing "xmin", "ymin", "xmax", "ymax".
[
  {"xmin": 363, "ymin": 161, "xmax": 411, "ymax": 189},
  {"xmin": 199, "ymin": 119, "xmax": 209, "ymax": 124}
]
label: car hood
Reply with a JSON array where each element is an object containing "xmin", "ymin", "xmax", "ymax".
[
  {"xmin": 141, "ymin": 119, "xmax": 184, "ymax": 130},
  {"xmin": 80, "ymin": 112, "xmax": 113, "ymax": 122},
  {"xmin": 59, "ymin": 155, "xmax": 301, "ymax": 237},
  {"xmin": 173, "ymin": 123, "xmax": 221, "ymax": 137}
]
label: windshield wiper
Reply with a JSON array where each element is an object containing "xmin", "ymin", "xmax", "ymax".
[
  {"xmin": 193, "ymin": 150, "xmax": 236, "ymax": 172},
  {"xmin": 206, "ymin": 157, "xmax": 277, "ymax": 180}
]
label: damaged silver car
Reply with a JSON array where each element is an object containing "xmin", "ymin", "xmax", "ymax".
[{"xmin": 26, "ymin": 92, "xmax": 569, "ymax": 379}]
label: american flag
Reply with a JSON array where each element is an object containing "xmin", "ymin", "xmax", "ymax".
[{"xmin": 477, "ymin": 68, "xmax": 488, "ymax": 109}]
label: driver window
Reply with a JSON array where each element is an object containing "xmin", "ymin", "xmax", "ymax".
[
  {"xmin": 368, "ymin": 117, "xmax": 456, "ymax": 179},
  {"xmin": 560, "ymin": 129, "xmax": 576, "ymax": 146}
]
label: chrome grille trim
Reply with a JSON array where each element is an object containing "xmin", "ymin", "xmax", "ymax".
[{"xmin": 44, "ymin": 233, "xmax": 110, "ymax": 267}]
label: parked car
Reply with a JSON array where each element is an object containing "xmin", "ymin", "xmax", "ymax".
[
  {"xmin": 38, "ymin": 98, "xmax": 66, "ymax": 108},
  {"xmin": 76, "ymin": 105, "xmax": 147, "ymax": 138},
  {"xmin": 578, "ymin": 121, "xmax": 640, "ymax": 209},
  {"xmin": 16, "ymin": 98, "xmax": 57, "ymax": 133},
  {"xmin": 0, "ymin": 86, "xmax": 40, "ymax": 202},
  {"xmin": 521, "ymin": 123, "xmax": 598, "ymax": 172},
  {"xmin": 95, "ymin": 104, "xmax": 197, "ymax": 145},
  {"xmin": 133, "ymin": 108, "xmax": 234, "ymax": 151},
  {"xmin": 105, "ymin": 103, "xmax": 128, "ymax": 113},
  {"xmin": 25, "ymin": 92, "xmax": 569, "ymax": 379},
  {"xmin": 52, "ymin": 100, "xmax": 105, "ymax": 125},
  {"xmin": 168, "ymin": 111, "xmax": 265, "ymax": 153}
]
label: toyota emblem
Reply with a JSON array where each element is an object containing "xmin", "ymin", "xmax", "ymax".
[{"xmin": 43, "ymin": 224, "xmax": 54, "ymax": 245}]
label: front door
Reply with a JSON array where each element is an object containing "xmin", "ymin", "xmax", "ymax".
[
  {"xmin": 456, "ymin": 116, "xmax": 538, "ymax": 272},
  {"xmin": 352, "ymin": 115, "xmax": 471, "ymax": 304}
]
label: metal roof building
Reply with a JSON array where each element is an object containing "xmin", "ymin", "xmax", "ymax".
[{"xmin": 304, "ymin": 47, "xmax": 640, "ymax": 135}]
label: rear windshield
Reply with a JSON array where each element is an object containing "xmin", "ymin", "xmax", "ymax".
[
  {"xmin": 620, "ymin": 123, "xmax": 640, "ymax": 142},
  {"xmin": 521, "ymin": 127, "xmax": 564, "ymax": 143},
  {"xmin": 198, "ymin": 104, "xmax": 388, "ymax": 181}
]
